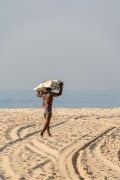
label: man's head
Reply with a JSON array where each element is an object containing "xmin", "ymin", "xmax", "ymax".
[{"xmin": 45, "ymin": 87, "xmax": 52, "ymax": 91}]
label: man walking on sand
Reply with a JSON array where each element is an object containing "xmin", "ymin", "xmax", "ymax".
[{"xmin": 37, "ymin": 82, "xmax": 63, "ymax": 136}]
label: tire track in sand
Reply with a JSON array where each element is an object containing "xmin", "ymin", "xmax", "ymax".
[
  {"xmin": 0, "ymin": 118, "xmax": 117, "ymax": 180},
  {"xmin": 0, "ymin": 119, "xmax": 69, "ymax": 179},
  {"xmin": 77, "ymin": 127, "xmax": 120, "ymax": 180},
  {"xmin": 58, "ymin": 126, "xmax": 116, "ymax": 180}
]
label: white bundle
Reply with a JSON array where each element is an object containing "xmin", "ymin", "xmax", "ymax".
[{"xmin": 34, "ymin": 80, "xmax": 62, "ymax": 92}]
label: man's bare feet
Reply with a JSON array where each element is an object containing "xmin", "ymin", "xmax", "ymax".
[
  {"xmin": 40, "ymin": 132, "xmax": 43, "ymax": 137},
  {"xmin": 48, "ymin": 133, "xmax": 51, "ymax": 136}
]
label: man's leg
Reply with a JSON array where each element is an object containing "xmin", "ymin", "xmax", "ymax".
[
  {"xmin": 46, "ymin": 113, "xmax": 52, "ymax": 136},
  {"xmin": 44, "ymin": 113, "xmax": 51, "ymax": 135},
  {"xmin": 41, "ymin": 113, "xmax": 52, "ymax": 136}
]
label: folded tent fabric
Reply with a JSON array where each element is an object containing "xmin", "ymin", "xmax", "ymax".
[
  {"xmin": 33, "ymin": 83, "xmax": 45, "ymax": 92},
  {"xmin": 34, "ymin": 80, "xmax": 62, "ymax": 92},
  {"xmin": 43, "ymin": 80, "xmax": 62, "ymax": 89}
]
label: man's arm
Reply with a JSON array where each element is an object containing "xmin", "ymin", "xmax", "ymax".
[
  {"xmin": 37, "ymin": 91, "xmax": 43, "ymax": 97},
  {"xmin": 53, "ymin": 82, "xmax": 63, "ymax": 97}
]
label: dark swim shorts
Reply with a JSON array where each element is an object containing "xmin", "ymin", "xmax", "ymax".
[{"xmin": 43, "ymin": 107, "xmax": 52, "ymax": 114}]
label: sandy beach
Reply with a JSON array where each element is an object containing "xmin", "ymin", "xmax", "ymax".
[{"xmin": 0, "ymin": 108, "xmax": 120, "ymax": 180}]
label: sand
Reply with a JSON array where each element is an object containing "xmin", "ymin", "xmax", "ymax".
[{"xmin": 0, "ymin": 108, "xmax": 120, "ymax": 180}]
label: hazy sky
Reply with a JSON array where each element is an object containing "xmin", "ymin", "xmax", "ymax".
[{"xmin": 0, "ymin": 0, "xmax": 120, "ymax": 90}]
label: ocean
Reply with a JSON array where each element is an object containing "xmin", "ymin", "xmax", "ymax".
[{"xmin": 0, "ymin": 90, "xmax": 120, "ymax": 108}]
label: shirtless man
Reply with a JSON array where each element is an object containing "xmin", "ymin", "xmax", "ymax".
[{"xmin": 37, "ymin": 82, "xmax": 63, "ymax": 136}]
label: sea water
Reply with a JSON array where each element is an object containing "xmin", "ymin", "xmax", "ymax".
[{"xmin": 0, "ymin": 90, "xmax": 120, "ymax": 108}]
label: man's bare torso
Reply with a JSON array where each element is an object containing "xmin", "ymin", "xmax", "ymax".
[{"xmin": 42, "ymin": 93, "xmax": 53, "ymax": 109}]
